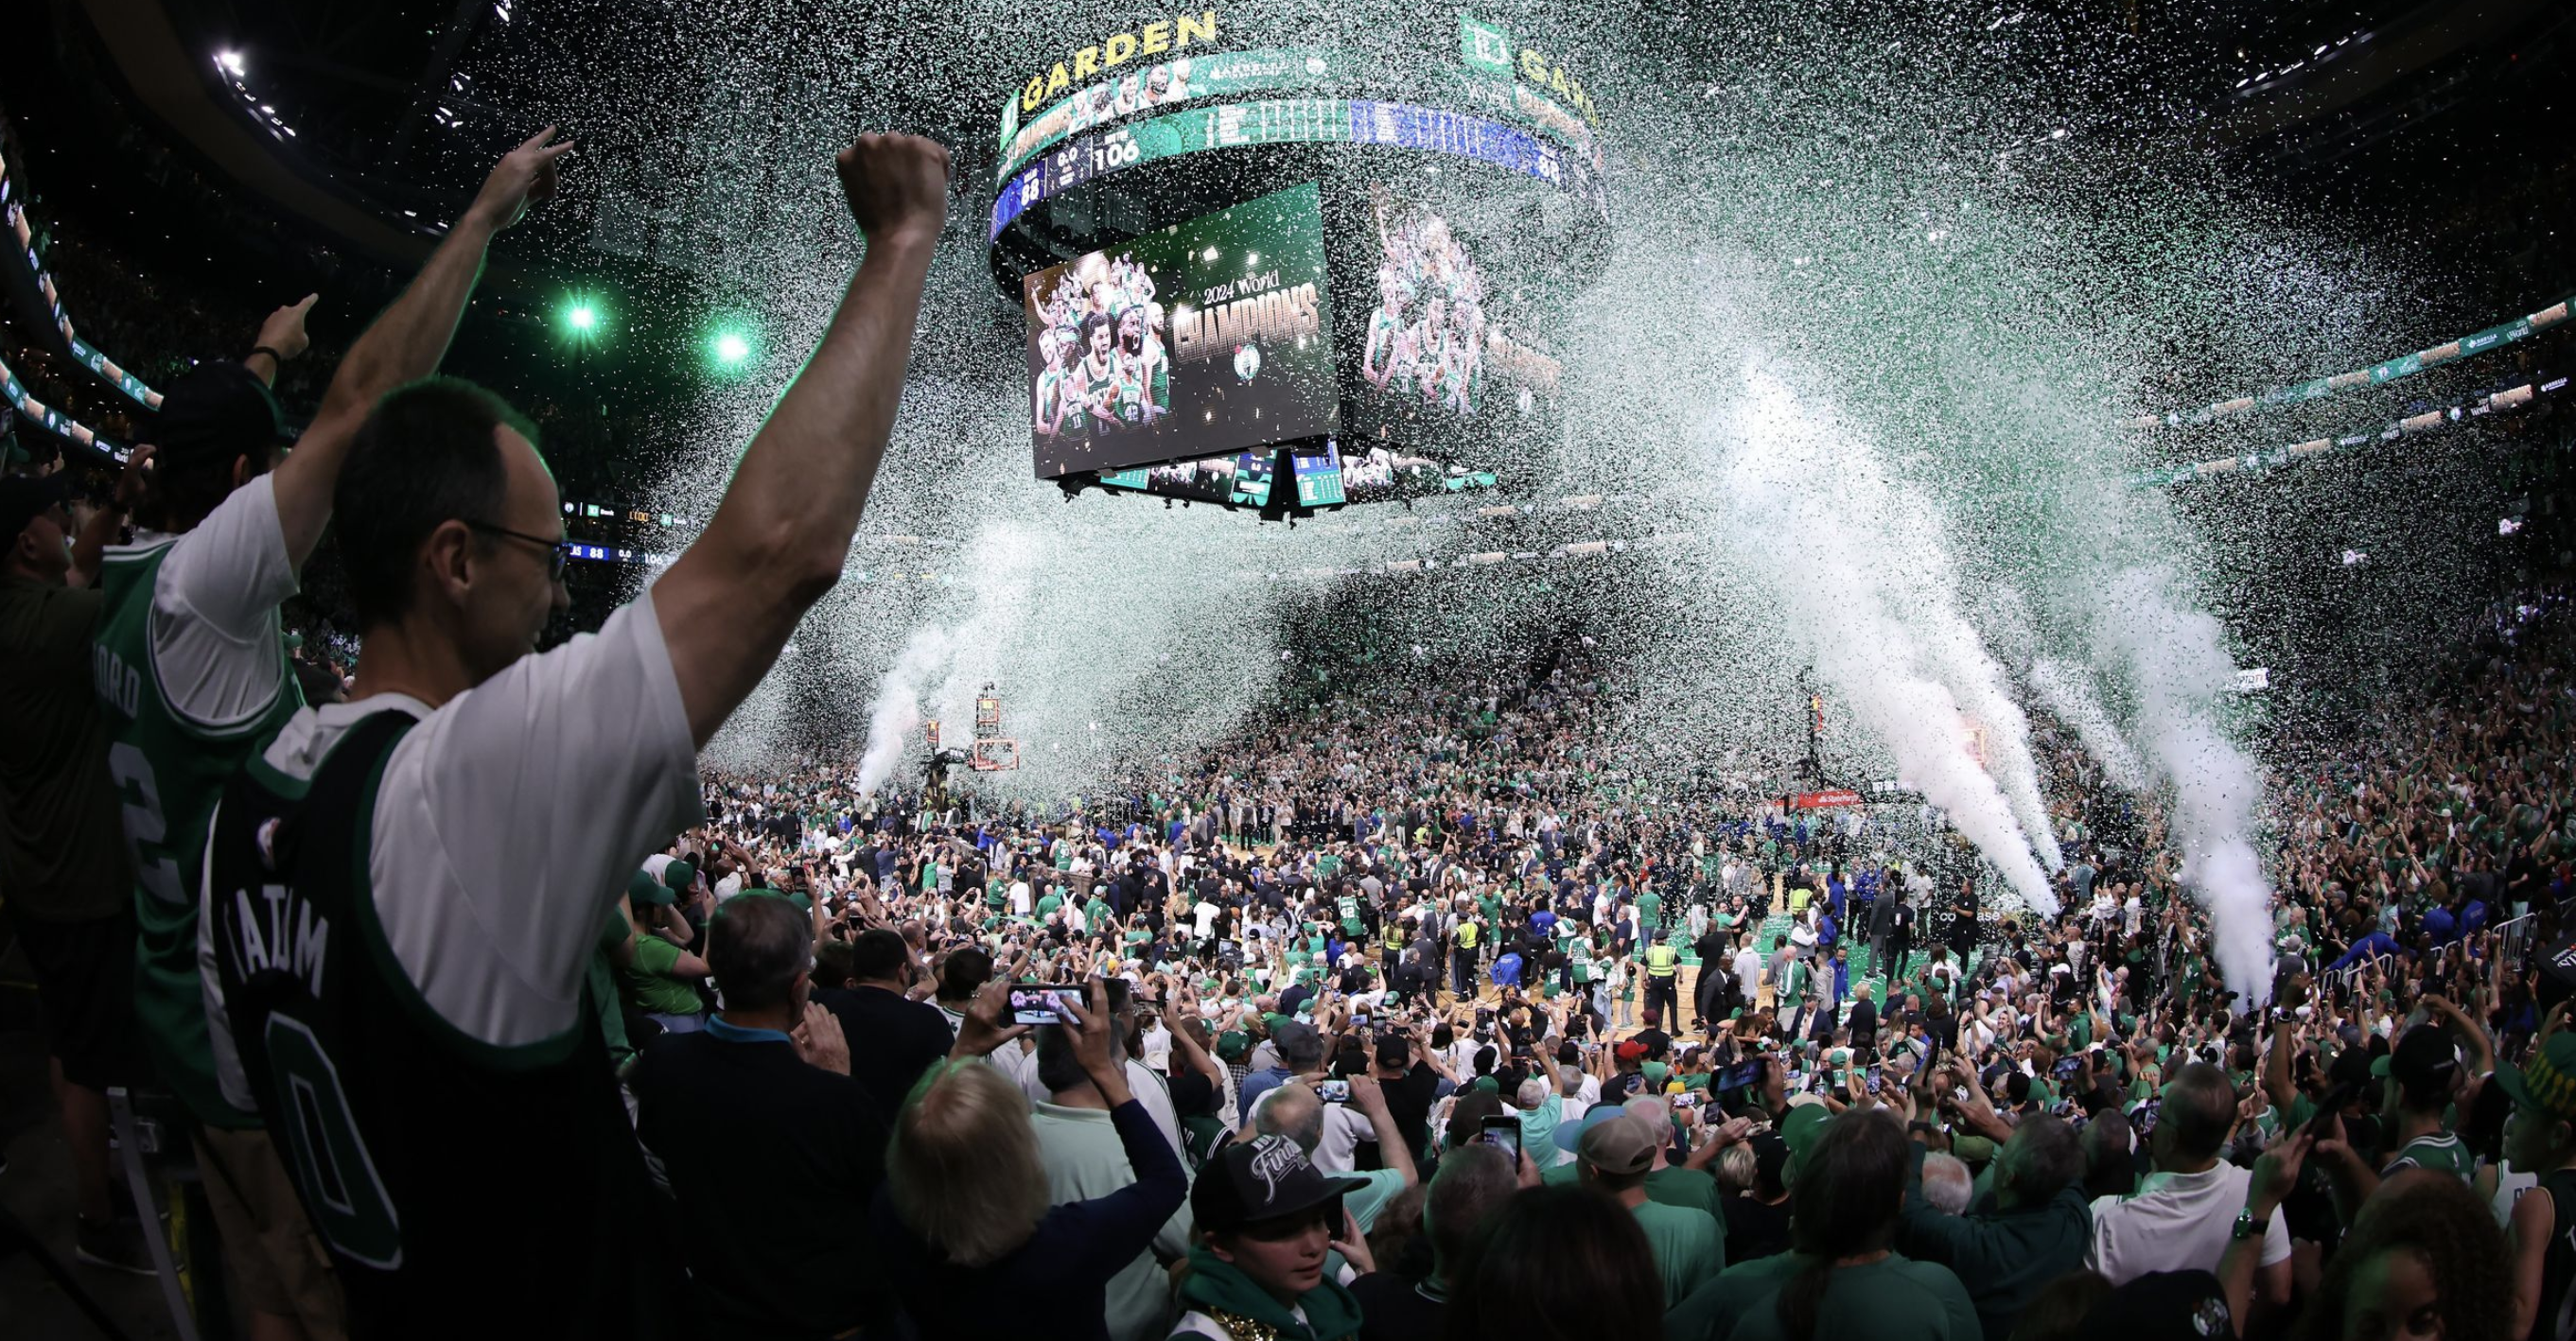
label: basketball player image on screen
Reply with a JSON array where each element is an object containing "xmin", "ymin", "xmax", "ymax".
[
  {"xmin": 1364, "ymin": 191, "xmax": 1490, "ymax": 418},
  {"xmin": 1029, "ymin": 250, "xmax": 1172, "ymax": 438},
  {"xmin": 1033, "ymin": 327, "xmax": 1088, "ymax": 438},
  {"xmin": 1341, "ymin": 444, "xmax": 1435, "ymax": 496}
]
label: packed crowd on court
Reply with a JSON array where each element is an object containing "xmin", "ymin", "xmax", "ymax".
[{"xmin": 4, "ymin": 131, "xmax": 2576, "ymax": 1341}]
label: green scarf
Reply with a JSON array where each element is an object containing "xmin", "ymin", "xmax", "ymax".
[{"xmin": 1174, "ymin": 1245, "xmax": 1363, "ymax": 1341}]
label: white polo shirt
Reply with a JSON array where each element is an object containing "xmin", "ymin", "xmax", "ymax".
[{"xmin": 2087, "ymin": 1162, "xmax": 2289, "ymax": 1284}]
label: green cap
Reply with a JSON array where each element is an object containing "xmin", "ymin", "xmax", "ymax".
[
  {"xmin": 661, "ymin": 859, "xmax": 697, "ymax": 892},
  {"xmin": 628, "ymin": 869, "xmax": 674, "ymax": 907},
  {"xmin": 2495, "ymin": 1031, "xmax": 2576, "ymax": 1125},
  {"xmin": 1781, "ymin": 1103, "xmax": 1832, "ymax": 1185},
  {"xmin": 1216, "ymin": 1030, "xmax": 1251, "ymax": 1062}
]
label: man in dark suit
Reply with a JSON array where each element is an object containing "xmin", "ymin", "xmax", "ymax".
[
  {"xmin": 815, "ymin": 929, "xmax": 953, "ymax": 1127},
  {"xmin": 1884, "ymin": 892, "xmax": 1916, "ymax": 988},
  {"xmin": 1847, "ymin": 981, "xmax": 1881, "ymax": 1054},
  {"xmin": 631, "ymin": 896, "xmax": 893, "ymax": 1338},
  {"xmin": 1868, "ymin": 866, "xmax": 1901, "ymax": 967},
  {"xmin": 1948, "ymin": 875, "xmax": 1980, "ymax": 996}
]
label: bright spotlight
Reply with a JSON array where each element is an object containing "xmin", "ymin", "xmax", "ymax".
[
  {"xmin": 711, "ymin": 330, "xmax": 752, "ymax": 366},
  {"xmin": 217, "ymin": 50, "xmax": 245, "ymax": 75}
]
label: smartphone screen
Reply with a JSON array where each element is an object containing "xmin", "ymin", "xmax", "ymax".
[
  {"xmin": 1008, "ymin": 984, "xmax": 1085, "ymax": 1026},
  {"xmin": 1478, "ymin": 1116, "xmax": 1522, "ymax": 1162},
  {"xmin": 1866, "ymin": 1071, "xmax": 1883, "ymax": 1095},
  {"xmin": 1316, "ymin": 1079, "xmax": 1352, "ymax": 1104}
]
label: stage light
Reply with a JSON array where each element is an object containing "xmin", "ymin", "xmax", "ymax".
[
  {"xmin": 565, "ymin": 302, "xmax": 599, "ymax": 333},
  {"xmin": 216, "ymin": 51, "xmax": 246, "ymax": 75},
  {"xmin": 711, "ymin": 329, "xmax": 753, "ymax": 367}
]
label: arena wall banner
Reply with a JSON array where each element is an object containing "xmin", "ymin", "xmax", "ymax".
[
  {"xmin": 1, "ymin": 160, "xmax": 163, "ymax": 410},
  {"xmin": 1025, "ymin": 181, "xmax": 1336, "ymax": 479},
  {"xmin": 2131, "ymin": 370, "xmax": 2569, "ymax": 488},
  {"xmin": 2127, "ymin": 293, "xmax": 2571, "ymax": 429},
  {"xmin": 2, "ymin": 354, "xmax": 126, "ymax": 459}
]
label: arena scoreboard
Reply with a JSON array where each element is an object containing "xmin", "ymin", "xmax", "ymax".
[{"xmin": 992, "ymin": 9, "xmax": 1611, "ymax": 504}]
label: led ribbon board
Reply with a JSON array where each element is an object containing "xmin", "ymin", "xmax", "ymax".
[
  {"xmin": 991, "ymin": 97, "xmax": 1609, "ymax": 241},
  {"xmin": 993, "ymin": 46, "xmax": 1606, "ymax": 187}
]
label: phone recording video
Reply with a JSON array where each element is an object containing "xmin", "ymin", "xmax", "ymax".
[
  {"xmin": 1009, "ymin": 983, "xmax": 1086, "ymax": 1026},
  {"xmin": 1478, "ymin": 1114, "xmax": 1522, "ymax": 1162},
  {"xmin": 1316, "ymin": 1079, "xmax": 1352, "ymax": 1104},
  {"xmin": 1866, "ymin": 1071, "xmax": 1884, "ymax": 1095},
  {"xmin": 1715, "ymin": 1058, "xmax": 1768, "ymax": 1095}
]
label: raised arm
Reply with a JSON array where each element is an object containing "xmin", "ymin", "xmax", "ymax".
[
  {"xmin": 2263, "ymin": 1017, "xmax": 2299, "ymax": 1109},
  {"xmin": 273, "ymin": 129, "xmax": 570, "ymax": 567},
  {"xmin": 654, "ymin": 134, "xmax": 947, "ymax": 747}
]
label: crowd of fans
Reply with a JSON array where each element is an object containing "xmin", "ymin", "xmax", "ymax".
[{"xmin": 4, "ymin": 127, "xmax": 2576, "ymax": 1341}]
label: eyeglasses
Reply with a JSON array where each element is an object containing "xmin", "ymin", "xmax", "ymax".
[{"xmin": 462, "ymin": 519, "xmax": 570, "ymax": 581}]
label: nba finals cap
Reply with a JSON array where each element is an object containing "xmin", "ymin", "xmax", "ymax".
[
  {"xmin": 628, "ymin": 869, "xmax": 675, "ymax": 907},
  {"xmin": 1191, "ymin": 1135, "xmax": 1366, "ymax": 1233},
  {"xmin": 2496, "ymin": 1033, "xmax": 2576, "ymax": 1126}
]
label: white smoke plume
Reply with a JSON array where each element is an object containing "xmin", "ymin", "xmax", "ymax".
[
  {"xmin": 855, "ymin": 627, "xmax": 956, "ymax": 799},
  {"xmin": 2090, "ymin": 566, "xmax": 2275, "ymax": 1001},
  {"xmin": 1712, "ymin": 368, "xmax": 2057, "ymax": 914}
]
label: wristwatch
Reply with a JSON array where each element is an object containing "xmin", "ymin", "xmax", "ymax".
[{"xmin": 2232, "ymin": 1208, "xmax": 2269, "ymax": 1241}]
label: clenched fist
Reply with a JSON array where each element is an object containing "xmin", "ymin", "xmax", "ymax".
[{"xmin": 835, "ymin": 133, "xmax": 950, "ymax": 246}]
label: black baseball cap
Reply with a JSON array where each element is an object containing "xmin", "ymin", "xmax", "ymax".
[
  {"xmin": 2078, "ymin": 1269, "xmax": 2232, "ymax": 1341},
  {"xmin": 150, "ymin": 362, "xmax": 289, "ymax": 474},
  {"xmin": 1191, "ymin": 1135, "xmax": 1366, "ymax": 1233},
  {"xmin": 0, "ymin": 471, "xmax": 70, "ymax": 546}
]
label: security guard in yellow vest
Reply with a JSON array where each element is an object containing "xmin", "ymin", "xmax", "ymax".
[
  {"xmin": 1642, "ymin": 931, "xmax": 1680, "ymax": 1029},
  {"xmin": 1453, "ymin": 915, "xmax": 1481, "ymax": 998}
]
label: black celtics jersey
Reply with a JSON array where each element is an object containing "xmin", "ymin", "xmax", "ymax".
[{"xmin": 205, "ymin": 709, "xmax": 692, "ymax": 1338}]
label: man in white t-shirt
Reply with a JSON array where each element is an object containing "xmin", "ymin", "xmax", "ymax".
[
  {"xmin": 2086, "ymin": 1063, "xmax": 2290, "ymax": 1306},
  {"xmin": 195, "ymin": 133, "xmax": 953, "ymax": 1335},
  {"xmin": 105, "ymin": 133, "xmax": 564, "ymax": 1336}
]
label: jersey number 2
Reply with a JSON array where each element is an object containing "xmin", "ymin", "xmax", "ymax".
[
  {"xmin": 107, "ymin": 743, "xmax": 187, "ymax": 907},
  {"xmin": 263, "ymin": 1015, "xmax": 404, "ymax": 1269}
]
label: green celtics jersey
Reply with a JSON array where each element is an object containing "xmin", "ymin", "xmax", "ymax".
[
  {"xmin": 1568, "ymin": 936, "xmax": 1593, "ymax": 984},
  {"xmin": 2381, "ymin": 1132, "xmax": 2475, "ymax": 1183},
  {"xmin": 97, "ymin": 537, "xmax": 302, "ymax": 1128},
  {"xmin": 1338, "ymin": 894, "xmax": 1363, "ymax": 930}
]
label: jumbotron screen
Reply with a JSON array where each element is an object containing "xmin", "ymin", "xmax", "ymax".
[
  {"xmin": 1025, "ymin": 181, "xmax": 1337, "ymax": 479},
  {"xmin": 1340, "ymin": 182, "xmax": 1565, "ymax": 461}
]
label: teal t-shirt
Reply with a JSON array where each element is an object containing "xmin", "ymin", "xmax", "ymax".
[{"xmin": 1635, "ymin": 1199, "xmax": 1723, "ymax": 1308}]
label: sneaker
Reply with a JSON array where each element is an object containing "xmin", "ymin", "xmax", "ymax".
[{"xmin": 75, "ymin": 1216, "xmax": 157, "ymax": 1276}]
